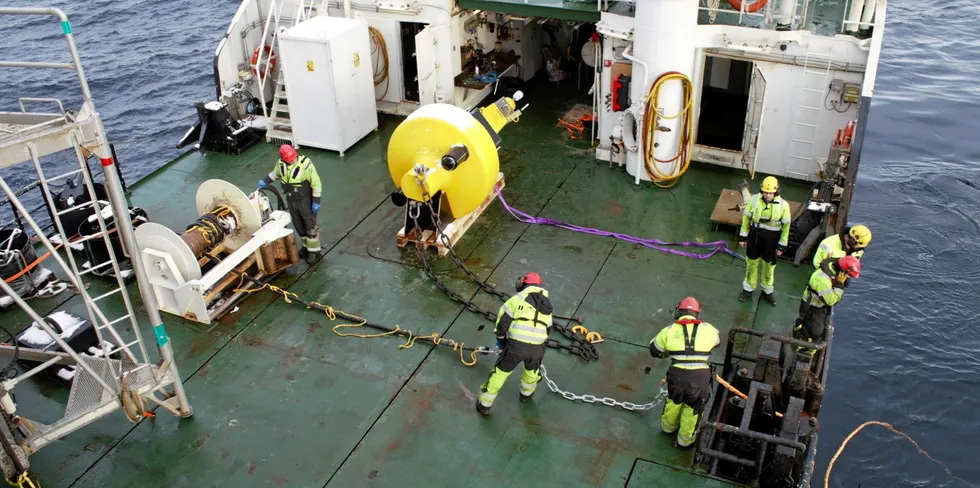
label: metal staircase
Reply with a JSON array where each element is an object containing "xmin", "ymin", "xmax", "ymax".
[
  {"xmin": 266, "ymin": 79, "xmax": 295, "ymax": 145},
  {"xmin": 787, "ymin": 47, "xmax": 834, "ymax": 179},
  {"xmin": 260, "ymin": 0, "xmax": 318, "ymax": 146},
  {"xmin": 0, "ymin": 7, "xmax": 192, "ymax": 473}
]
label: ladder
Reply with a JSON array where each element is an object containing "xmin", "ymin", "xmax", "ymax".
[
  {"xmin": 0, "ymin": 8, "xmax": 192, "ymax": 464},
  {"xmin": 263, "ymin": 1, "xmax": 317, "ymax": 146},
  {"xmin": 26, "ymin": 131, "xmax": 161, "ymax": 402},
  {"xmin": 266, "ymin": 78, "xmax": 295, "ymax": 145},
  {"xmin": 787, "ymin": 47, "xmax": 834, "ymax": 179}
]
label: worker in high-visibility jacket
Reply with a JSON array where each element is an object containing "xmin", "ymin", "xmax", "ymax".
[
  {"xmin": 739, "ymin": 176, "xmax": 792, "ymax": 306},
  {"xmin": 812, "ymin": 224, "xmax": 871, "ymax": 269},
  {"xmin": 794, "ymin": 255, "xmax": 861, "ymax": 348},
  {"xmin": 649, "ymin": 297, "xmax": 720, "ymax": 449},
  {"xmin": 476, "ymin": 272, "xmax": 554, "ymax": 415},
  {"xmin": 258, "ymin": 144, "xmax": 322, "ymax": 264}
]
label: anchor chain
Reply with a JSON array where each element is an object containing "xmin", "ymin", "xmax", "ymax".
[
  {"xmin": 539, "ymin": 365, "xmax": 669, "ymax": 411},
  {"xmin": 408, "ymin": 177, "xmax": 597, "ymax": 361}
]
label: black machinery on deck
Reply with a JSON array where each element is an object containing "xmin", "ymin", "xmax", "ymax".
[
  {"xmin": 785, "ymin": 124, "xmax": 860, "ymax": 265},
  {"xmin": 693, "ymin": 324, "xmax": 833, "ymax": 488}
]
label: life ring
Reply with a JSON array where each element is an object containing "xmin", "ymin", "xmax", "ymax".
[
  {"xmin": 250, "ymin": 45, "xmax": 277, "ymax": 80},
  {"xmin": 728, "ymin": 0, "xmax": 769, "ymax": 13}
]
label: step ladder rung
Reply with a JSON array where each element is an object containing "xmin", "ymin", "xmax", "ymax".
[
  {"xmin": 90, "ymin": 287, "xmax": 123, "ymax": 303},
  {"xmin": 800, "ymin": 88, "xmax": 823, "ymax": 93},
  {"xmin": 789, "ymin": 155, "xmax": 812, "ymax": 161},
  {"xmin": 55, "ymin": 200, "xmax": 96, "ymax": 217},
  {"xmin": 791, "ymin": 138, "xmax": 816, "ymax": 144},
  {"xmin": 804, "ymin": 70, "xmax": 828, "ymax": 75},
  {"xmin": 97, "ymin": 313, "xmax": 134, "ymax": 330},
  {"xmin": 794, "ymin": 122, "xmax": 818, "ymax": 128},
  {"xmin": 79, "ymin": 260, "xmax": 114, "ymax": 276},
  {"xmin": 74, "ymin": 232, "xmax": 106, "ymax": 245},
  {"xmin": 44, "ymin": 168, "xmax": 85, "ymax": 184}
]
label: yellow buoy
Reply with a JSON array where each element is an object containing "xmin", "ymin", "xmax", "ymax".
[{"xmin": 387, "ymin": 93, "xmax": 523, "ymax": 218}]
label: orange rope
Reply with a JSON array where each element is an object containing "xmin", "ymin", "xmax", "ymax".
[{"xmin": 825, "ymin": 421, "xmax": 971, "ymax": 488}]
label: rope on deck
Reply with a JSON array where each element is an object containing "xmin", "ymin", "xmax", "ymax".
[
  {"xmin": 231, "ymin": 275, "xmax": 491, "ymax": 367},
  {"xmin": 495, "ymin": 188, "xmax": 745, "ymax": 261}
]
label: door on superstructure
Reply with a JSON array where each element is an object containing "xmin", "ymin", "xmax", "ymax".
[
  {"xmin": 741, "ymin": 65, "xmax": 767, "ymax": 178},
  {"xmin": 401, "ymin": 22, "xmax": 425, "ymax": 102},
  {"xmin": 695, "ymin": 56, "xmax": 752, "ymax": 151},
  {"xmin": 413, "ymin": 24, "xmax": 449, "ymax": 105}
]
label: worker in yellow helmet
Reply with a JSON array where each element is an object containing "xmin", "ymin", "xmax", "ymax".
[
  {"xmin": 738, "ymin": 176, "xmax": 791, "ymax": 305},
  {"xmin": 812, "ymin": 224, "xmax": 870, "ymax": 269}
]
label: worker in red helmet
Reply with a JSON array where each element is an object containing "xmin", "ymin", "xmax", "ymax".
[
  {"xmin": 649, "ymin": 297, "xmax": 721, "ymax": 449},
  {"xmin": 794, "ymin": 255, "xmax": 861, "ymax": 348},
  {"xmin": 476, "ymin": 272, "xmax": 554, "ymax": 415},
  {"xmin": 258, "ymin": 144, "xmax": 323, "ymax": 264}
]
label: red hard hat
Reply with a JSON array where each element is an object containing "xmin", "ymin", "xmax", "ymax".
[
  {"xmin": 677, "ymin": 296, "xmax": 701, "ymax": 314},
  {"xmin": 279, "ymin": 144, "xmax": 298, "ymax": 163},
  {"xmin": 838, "ymin": 255, "xmax": 861, "ymax": 278},
  {"xmin": 519, "ymin": 272, "xmax": 542, "ymax": 287}
]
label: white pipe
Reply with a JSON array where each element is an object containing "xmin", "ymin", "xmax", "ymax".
[
  {"xmin": 343, "ymin": 0, "xmax": 351, "ymax": 18},
  {"xmin": 846, "ymin": 0, "xmax": 865, "ymax": 33},
  {"xmin": 860, "ymin": 0, "xmax": 876, "ymax": 27},
  {"xmin": 620, "ymin": 43, "xmax": 648, "ymax": 185},
  {"xmin": 776, "ymin": 0, "xmax": 795, "ymax": 27}
]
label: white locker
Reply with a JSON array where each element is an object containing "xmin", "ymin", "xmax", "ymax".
[{"xmin": 278, "ymin": 16, "xmax": 378, "ymax": 155}]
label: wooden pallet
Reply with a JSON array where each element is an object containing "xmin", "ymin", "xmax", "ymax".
[
  {"xmin": 396, "ymin": 173, "xmax": 506, "ymax": 257},
  {"xmin": 710, "ymin": 189, "xmax": 802, "ymax": 232}
]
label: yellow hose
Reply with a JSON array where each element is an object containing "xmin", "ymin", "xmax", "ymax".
[
  {"xmin": 642, "ymin": 72, "xmax": 694, "ymax": 188},
  {"xmin": 369, "ymin": 26, "xmax": 389, "ymax": 101}
]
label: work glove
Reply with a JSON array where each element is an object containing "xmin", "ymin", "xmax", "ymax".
[
  {"xmin": 496, "ymin": 337, "xmax": 507, "ymax": 350},
  {"xmin": 312, "ymin": 203, "xmax": 320, "ymax": 213},
  {"xmin": 776, "ymin": 244, "xmax": 786, "ymax": 256},
  {"xmin": 257, "ymin": 180, "xmax": 267, "ymax": 190}
]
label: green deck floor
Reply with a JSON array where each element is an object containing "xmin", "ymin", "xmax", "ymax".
[{"xmin": 9, "ymin": 81, "xmax": 813, "ymax": 487}]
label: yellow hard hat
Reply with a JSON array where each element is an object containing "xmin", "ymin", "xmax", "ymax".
[
  {"xmin": 849, "ymin": 224, "xmax": 871, "ymax": 247},
  {"xmin": 761, "ymin": 176, "xmax": 779, "ymax": 193}
]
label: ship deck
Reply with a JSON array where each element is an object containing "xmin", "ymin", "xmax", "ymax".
[{"xmin": 9, "ymin": 81, "xmax": 812, "ymax": 488}]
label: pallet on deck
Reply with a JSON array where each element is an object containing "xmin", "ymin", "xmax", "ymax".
[
  {"xmin": 710, "ymin": 189, "xmax": 802, "ymax": 231},
  {"xmin": 396, "ymin": 173, "xmax": 506, "ymax": 257}
]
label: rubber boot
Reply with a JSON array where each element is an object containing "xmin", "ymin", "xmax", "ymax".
[
  {"xmin": 762, "ymin": 292, "xmax": 777, "ymax": 306},
  {"xmin": 306, "ymin": 250, "xmax": 320, "ymax": 265},
  {"xmin": 738, "ymin": 290, "xmax": 753, "ymax": 302},
  {"xmin": 519, "ymin": 392, "xmax": 534, "ymax": 403},
  {"xmin": 475, "ymin": 400, "xmax": 491, "ymax": 415}
]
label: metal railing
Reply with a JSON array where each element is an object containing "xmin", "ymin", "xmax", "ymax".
[
  {"xmin": 0, "ymin": 7, "xmax": 193, "ymax": 462},
  {"xmin": 249, "ymin": 0, "xmax": 318, "ymax": 120}
]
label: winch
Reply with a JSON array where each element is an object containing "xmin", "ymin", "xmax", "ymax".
[{"xmin": 134, "ymin": 179, "xmax": 298, "ymax": 324}]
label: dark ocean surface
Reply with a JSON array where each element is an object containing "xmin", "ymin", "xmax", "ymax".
[{"xmin": 1, "ymin": 1, "xmax": 978, "ymax": 486}]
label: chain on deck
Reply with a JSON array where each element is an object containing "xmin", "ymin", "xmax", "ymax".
[{"xmin": 408, "ymin": 179, "xmax": 599, "ymax": 362}]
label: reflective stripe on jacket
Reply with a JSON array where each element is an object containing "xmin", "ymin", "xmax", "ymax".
[
  {"xmin": 812, "ymin": 234, "xmax": 864, "ymax": 268},
  {"xmin": 650, "ymin": 316, "xmax": 720, "ymax": 370},
  {"xmin": 739, "ymin": 193, "xmax": 791, "ymax": 246},
  {"xmin": 263, "ymin": 155, "xmax": 323, "ymax": 201},
  {"xmin": 803, "ymin": 268, "xmax": 844, "ymax": 308},
  {"xmin": 494, "ymin": 286, "xmax": 553, "ymax": 345}
]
